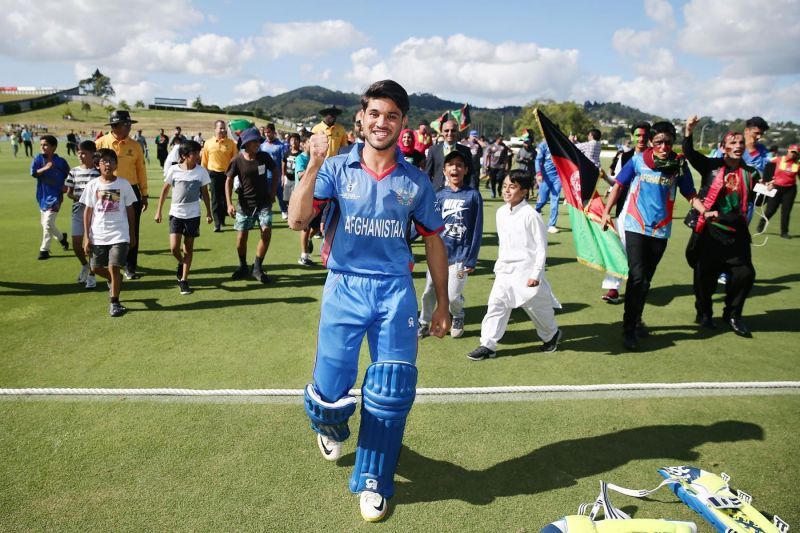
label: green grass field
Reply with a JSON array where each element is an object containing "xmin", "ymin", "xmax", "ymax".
[
  {"xmin": 1, "ymin": 144, "xmax": 798, "ymax": 531},
  {"xmin": 4, "ymin": 104, "xmax": 274, "ymax": 138}
]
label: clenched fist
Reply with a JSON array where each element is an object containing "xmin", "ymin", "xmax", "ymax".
[{"xmin": 309, "ymin": 133, "xmax": 329, "ymax": 163}]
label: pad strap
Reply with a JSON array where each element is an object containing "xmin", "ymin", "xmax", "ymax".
[{"xmin": 303, "ymin": 384, "xmax": 357, "ymax": 442}]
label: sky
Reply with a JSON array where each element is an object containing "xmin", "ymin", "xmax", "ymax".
[{"xmin": 1, "ymin": 0, "xmax": 799, "ymax": 122}]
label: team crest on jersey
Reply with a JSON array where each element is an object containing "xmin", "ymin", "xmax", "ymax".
[
  {"xmin": 394, "ymin": 187, "xmax": 415, "ymax": 206},
  {"xmin": 341, "ymin": 177, "xmax": 360, "ymax": 200}
]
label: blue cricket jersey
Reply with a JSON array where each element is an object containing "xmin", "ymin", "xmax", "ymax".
[
  {"xmin": 436, "ymin": 186, "xmax": 483, "ymax": 268},
  {"xmin": 535, "ymin": 141, "xmax": 559, "ymax": 180},
  {"xmin": 743, "ymin": 143, "xmax": 768, "ymax": 174},
  {"xmin": 616, "ymin": 152, "xmax": 696, "ymax": 239},
  {"xmin": 313, "ymin": 146, "xmax": 444, "ymax": 277}
]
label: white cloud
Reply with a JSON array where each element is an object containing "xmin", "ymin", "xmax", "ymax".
[
  {"xmin": 612, "ymin": 28, "xmax": 655, "ymax": 56},
  {"xmin": 633, "ymin": 48, "xmax": 680, "ymax": 77},
  {"xmin": 173, "ymin": 83, "xmax": 205, "ymax": 94},
  {"xmin": 346, "ymin": 34, "xmax": 580, "ymax": 105},
  {"xmin": 115, "ymin": 81, "xmax": 159, "ymax": 105},
  {"xmin": 231, "ymin": 79, "xmax": 287, "ymax": 104},
  {"xmin": 644, "ymin": 0, "xmax": 675, "ymax": 28},
  {"xmin": 680, "ymin": 0, "xmax": 800, "ymax": 75},
  {"xmin": 577, "ymin": 70, "xmax": 800, "ymax": 123},
  {"xmin": 0, "ymin": 0, "xmax": 202, "ymax": 61},
  {"xmin": 257, "ymin": 20, "xmax": 367, "ymax": 59},
  {"xmin": 111, "ymin": 34, "xmax": 252, "ymax": 77}
]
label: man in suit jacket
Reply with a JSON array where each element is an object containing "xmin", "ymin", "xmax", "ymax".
[{"xmin": 425, "ymin": 120, "xmax": 474, "ymax": 190}]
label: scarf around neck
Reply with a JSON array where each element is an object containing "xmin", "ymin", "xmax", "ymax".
[
  {"xmin": 695, "ymin": 165, "xmax": 749, "ymax": 234},
  {"xmin": 643, "ymin": 147, "xmax": 683, "ymax": 175}
]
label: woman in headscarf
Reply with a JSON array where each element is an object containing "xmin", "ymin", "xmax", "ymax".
[{"xmin": 397, "ymin": 128, "xmax": 425, "ymax": 170}]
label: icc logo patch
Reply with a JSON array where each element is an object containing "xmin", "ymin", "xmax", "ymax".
[
  {"xmin": 407, "ymin": 316, "xmax": 415, "ymax": 328},
  {"xmin": 341, "ymin": 177, "xmax": 360, "ymax": 199}
]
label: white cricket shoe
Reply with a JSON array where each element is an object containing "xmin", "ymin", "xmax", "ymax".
[
  {"xmin": 85, "ymin": 274, "xmax": 97, "ymax": 289},
  {"xmin": 547, "ymin": 226, "xmax": 560, "ymax": 234},
  {"xmin": 317, "ymin": 434, "xmax": 342, "ymax": 461},
  {"xmin": 77, "ymin": 264, "xmax": 90, "ymax": 283},
  {"xmin": 359, "ymin": 491, "xmax": 387, "ymax": 522}
]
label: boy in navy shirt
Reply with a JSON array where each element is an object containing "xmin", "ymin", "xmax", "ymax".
[{"xmin": 418, "ymin": 150, "xmax": 483, "ymax": 338}]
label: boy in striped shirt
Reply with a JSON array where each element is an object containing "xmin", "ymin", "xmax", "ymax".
[{"xmin": 65, "ymin": 140, "xmax": 99, "ymax": 288}]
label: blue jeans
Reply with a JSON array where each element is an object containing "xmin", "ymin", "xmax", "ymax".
[{"xmin": 535, "ymin": 173, "xmax": 561, "ymax": 228}]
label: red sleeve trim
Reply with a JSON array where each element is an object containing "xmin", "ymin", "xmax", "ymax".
[
  {"xmin": 312, "ymin": 198, "xmax": 330, "ymax": 216},
  {"xmin": 415, "ymin": 223, "xmax": 444, "ymax": 237}
]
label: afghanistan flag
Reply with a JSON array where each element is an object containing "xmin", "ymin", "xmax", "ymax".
[
  {"xmin": 534, "ymin": 108, "xmax": 628, "ymax": 279},
  {"xmin": 430, "ymin": 104, "xmax": 471, "ymax": 133},
  {"xmin": 450, "ymin": 104, "xmax": 471, "ymax": 132},
  {"xmin": 429, "ymin": 111, "xmax": 450, "ymax": 134}
]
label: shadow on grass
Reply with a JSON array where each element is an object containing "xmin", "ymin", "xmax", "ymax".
[
  {"xmin": 647, "ymin": 274, "xmax": 795, "ymax": 307},
  {"xmin": 123, "ymin": 295, "xmax": 316, "ymax": 312},
  {"xmin": 486, "ymin": 320, "xmax": 728, "ymax": 356},
  {"xmin": 385, "ymin": 420, "xmax": 763, "ymax": 505}
]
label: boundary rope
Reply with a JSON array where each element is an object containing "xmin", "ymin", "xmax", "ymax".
[{"xmin": 1, "ymin": 381, "xmax": 798, "ymax": 397}]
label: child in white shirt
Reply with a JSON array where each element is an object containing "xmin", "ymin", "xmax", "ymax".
[
  {"xmin": 467, "ymin": 170, "xmax": 562, "ymax": 360},
  {"xmin": 80, "ymin": 149, "xmax": 137, "ymax": 317},
  {"xmin": 154, "ymin": 140, "xmax": 212, "ymax": 295}
]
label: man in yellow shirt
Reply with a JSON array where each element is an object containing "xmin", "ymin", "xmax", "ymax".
[
  {"xmin": 95, "ymin": 110, "xmax": 148, "ymax": 279},
  {"xmin": 201, "ymin": 120, "xmax": 239, "ymax": 232},
  {"xmin": 311, "ymin": 106, "xmax": 348, "ymax": 157}
]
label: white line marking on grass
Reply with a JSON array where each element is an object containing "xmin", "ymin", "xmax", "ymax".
[{"xmin": 1, "ymin": 382, "xmax": 798, "ymax": 403}]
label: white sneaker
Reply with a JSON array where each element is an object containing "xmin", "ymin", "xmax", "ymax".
[
  {"xmin": 281, "ymin": 212, "xmax": 288, "ymax": 220},
  {"xmin": 85, "ymin": 274, "xmax": 97, "ymax": 289},
  {"xmin": 450, "ymin": 315, "xmax": 465, "ymax": 338},
  {"xmin": 547, "ymin": 226, "xmax": 560, "ymax": 234},
  {"xmin": 359, "ymin": 491, "xmax": 387, "ymax": 522},
  {"xmin": 317, "ymin": 434, "xmax": 342, "ymax": 461},
  {"xmin": 77, "ymin": 264, "xmax": 90, "ymax": 283}
]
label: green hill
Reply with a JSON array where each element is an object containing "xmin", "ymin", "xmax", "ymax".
[{"xmin": 228, "ymin": 85, "xmax": 522, "ymax": 136}]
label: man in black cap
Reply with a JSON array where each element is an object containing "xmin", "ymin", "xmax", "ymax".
[
  {"xmin": 311, "ymin": 105, "xmax": 348, "ymax": 157},
  {"xmin": 96, "ymin": 110, "xmax": 148, "ymax": 279}
]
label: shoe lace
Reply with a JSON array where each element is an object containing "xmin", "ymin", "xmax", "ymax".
[{"xmin": 362, "ymin": 491, "xmax": 383, "ymax": 506}]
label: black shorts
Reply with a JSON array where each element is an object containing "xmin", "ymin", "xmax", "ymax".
[{"xmin": 169, "ymin": 216, "xmax": 200, "ymax": 237}]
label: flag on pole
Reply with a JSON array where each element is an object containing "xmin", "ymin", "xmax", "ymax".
[
  {"xmin": 430, "ymin": 104, "xmax": 471, "ymax": 133},
  {"xmin": 534, "ymin": 108, "xmax": 628, "ymax": 279},
  {"xmin": 429, "ymin": 111, "xmax": 450, "ymax": 134},
  {"xmin": 450, "ymin": 104, "xmax": 471, "ymax": 132}
]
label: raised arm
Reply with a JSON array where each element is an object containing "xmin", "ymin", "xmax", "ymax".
[{"xmin": 288, "ymin": 133, "xmax": 328, "ymax": 230}]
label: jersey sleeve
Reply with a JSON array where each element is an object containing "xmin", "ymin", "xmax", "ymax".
[
  {"xmin": 412, "ymin": 178, "xmax": 444, "ymax": 236},
  {"xmin": 66, "ymin": 169, "xmax": 76, "ymax": 189},
  {"xmin": 615, "ymin": 157, "xmax": 636, "ymax": 186},
  {"xmin": 313, "ymin": 158, "xmax": 336, "ymax": 201}
]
